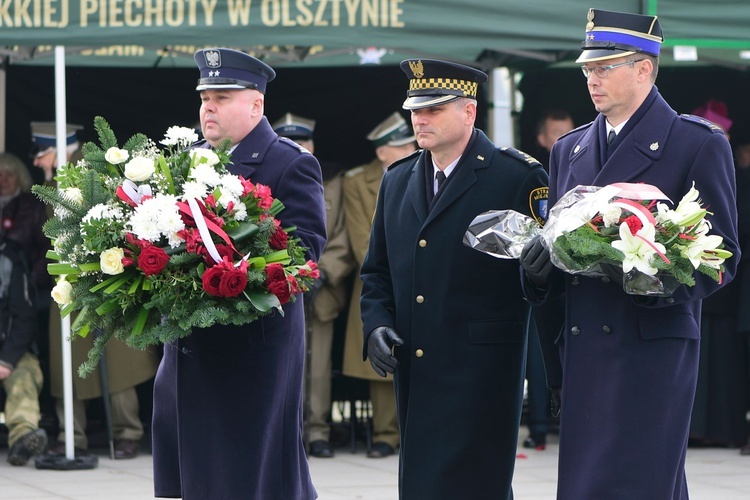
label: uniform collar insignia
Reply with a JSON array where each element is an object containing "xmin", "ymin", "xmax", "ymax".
[{"xmin": 650, "ymin": 142, "xmax": 659, "ymax": 151}]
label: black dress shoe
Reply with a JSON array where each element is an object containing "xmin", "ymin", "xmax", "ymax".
[
  {"xmin": 114, "ymin": 439, "xmax": 140, "ymax": 459},
  {"xmin": 7, "ymin": 429, "xmax": 48, "ymax": 466},
  {"xmin": 309, "ymin": 440, "xmax": 334, "ymax": 458},
  {"xmin": 523, "ymin": 434, "xmax": 547, "ymax": 450},
  {"xmin": 367, "ymin": 442, "xmax": 395, "ymax": 458}
]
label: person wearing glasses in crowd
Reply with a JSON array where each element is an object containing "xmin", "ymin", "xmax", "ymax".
[{"xmin": 520, "ymin": 9, "xmax": 740, "ymax": 499}]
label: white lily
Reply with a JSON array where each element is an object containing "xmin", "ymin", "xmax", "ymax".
[
  {"xmin": 611, "ymin": 222, "xmax": 666, "ymax": 276},
  {"xmin": 682, "ymin": 232, "xmax": 730, "ymax": 269},
  {"xmin": 667, "ymin": 182, "xmax": 707, "ymax": 227}
]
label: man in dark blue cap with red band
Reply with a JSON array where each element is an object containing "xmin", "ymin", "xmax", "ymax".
[
  {"xmin": 359, "ymin": 58, "xmax": 548, "ymax": 499},
  {"xmin": 151, "ymin": 48, "xmax": 326, "ymax": 500},
  {"xmin": 520, "ymin": 9, "xmax": 740, "ymax": 499}
]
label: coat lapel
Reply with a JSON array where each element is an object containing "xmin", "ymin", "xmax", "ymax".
[
  {"xmin": 425, "ymin": 131, "xmax": 492, "ymax": 225},
  {"xmin": 407, "ymin": 153, "xmax": 429, "ymax": 224}
]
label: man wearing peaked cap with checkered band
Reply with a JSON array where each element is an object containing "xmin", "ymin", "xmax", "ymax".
[
  {"xmin": 152, "ymin": 48, "xmax": 326, "ymax": 500},
  {"xmin": 520, "ymin": 9, "xmax": 740, "ymax": 499},
  {"xmin": 359, "ymin": 58, "xmax": 549, "ymax": 499}
]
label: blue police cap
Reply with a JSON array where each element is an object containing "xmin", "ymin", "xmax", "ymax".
[
  {"xmin": 272, "ymin": 113, "xmax": 316, "ymax": 141},
  {"xmin": 400, "ymin": 59, "xmax": 488, "ymax": 110},
  {"xmin": 30, "ymin": 122, "xmax": 82, "ymax": 153},
  {"xmin": 576, "ymin": 8, "xmax": 663, "ymax": 63},
  {"xmin": 194, "ymin": 48, "xmax": 276, "ymax": 92}
]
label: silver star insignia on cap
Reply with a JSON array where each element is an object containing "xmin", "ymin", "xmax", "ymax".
[{"xmin": 650, "ymin": 142, "xmax": 659, "ymax": 151}]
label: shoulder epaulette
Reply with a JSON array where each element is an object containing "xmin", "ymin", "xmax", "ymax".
[
  {"xmin": 387, "ymin": 149, "xmax": 422, "ymax": 171},
  {"xmin": 499, "ymin": 147, "xmax": 542, "ymax": 168},
  {"xmin": 345, "ymin": 166, "xmax": 365, "ymax": 178},
  {"xmin": 679, "ymin": 114, "xmax": 727, "ymax": 135},
  {"xmin": 559, "ymin": 122, "xmax": 592, "ymax": 140},
  {"xmin": 278, "ymin": 136, "xmax": 311, "ymax": 154}
]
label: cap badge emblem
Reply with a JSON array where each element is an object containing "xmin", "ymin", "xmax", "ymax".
[
  {"xmin": 408, "ymin": 60, "xmax": 424, "ymax": 79},
  {"xmin": 586, "ymin": 8, "xmax": 595, "ymax": 30},
  {"xmin": 205, "ymin": 50, "xmax": 221, "ymax": 68},
  {"xmin": 650, "ymin": 142, "xmax": 659, "ymax": 151}
]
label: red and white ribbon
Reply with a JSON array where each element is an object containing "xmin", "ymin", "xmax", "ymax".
[{"xmin": 118, "ymin": 180, "xmax": 152, "ymax": 205}]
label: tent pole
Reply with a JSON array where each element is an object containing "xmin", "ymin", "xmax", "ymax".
[{"xmin": 489, "ymin": 67, "xmax": 514, "ymax": 147}]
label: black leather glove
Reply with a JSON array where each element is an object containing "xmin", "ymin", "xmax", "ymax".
[
  {"xmin": 550, "ymin": 387, "xmax": 561, "ymax": 418},
  {"xmin": 521, "ymin": 235, "xmax": 553, "ymax": 288},
  {"xmin": 366, "ymin": 326, "xmax": 403, "ymax": 377}
]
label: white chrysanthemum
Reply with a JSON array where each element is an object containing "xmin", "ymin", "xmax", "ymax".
[
  {"xmin": 105, "ymin": 147, "xmax": 129, "ymax": 165},
  {"xmin": 161, "ymin": 126, "xmax": 199, "ymax": 147},
  {"xmin": 127, "ymin": 194, "xmax": 183, "ymax": 243},
  {"xmin": 601, "ymin": 204, "xmax": 622, "ymax": 228},
  {"xmin": 219, "ymin": 174, "xmax": 244, "ymax": 198},
  {"xmin": 189, "ymin": 148, "xmax": 220, "ymax": 167},
  {"xmin": 217, "ymin": 193, "xmax": 240, "ymax": 211},
  {"xmin": 233, "ymin": 203, "xmax": 248, "ymax": 221},
  {"xmin": 189, "ymin": 162, "xmax": 223, "ymax": 187},
  {"xmin": 182, "ymin": 181, "xmax": 209, "ymax": 201}
]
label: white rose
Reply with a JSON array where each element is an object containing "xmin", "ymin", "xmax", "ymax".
[
  {"xmin": 62, "ymin": 187, "xmax": 84, "ymax": 205},
  {"xmin": 189, "ymin": 148, "xmax": 220, "ymax": 167},
  {"xmin": 124, "ymin": 156, "xmax": 156, "ymax": 182},
  {"xmin": 51, "ymin": 279, "xmax": 73, "ymax": 305},
  {"xmin": 100, "ymin": 247, "xmax": 125, "ymax": 275},
  {"xmin": 105, "ymin": 147, "xmax": 129, "ymax": 165}
]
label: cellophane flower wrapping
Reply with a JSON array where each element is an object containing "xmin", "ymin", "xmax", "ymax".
[
  {"xmin": 33, "ymin": 117, "xmax": 320, "ymax": 376},
  {"xmin": 465, "ymin": 182, "xmax": 732, "ymax": 297}
]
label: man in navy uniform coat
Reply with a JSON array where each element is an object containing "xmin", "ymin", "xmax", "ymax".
[
  {"xmin": 151, "ymin": 48, "xmax": 326, "ymax": 500},
  {"xmin": 360, "ymin": 58, "xmax": 548, "ymax": 499},
  {"xmin": 521, "ymin": 9, "xmax": 740, "ymax": 499}
]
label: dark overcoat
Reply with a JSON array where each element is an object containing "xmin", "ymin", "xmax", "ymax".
[
  {"xmin": 360, "ymin": 130, "xmax": 548, "ymax": 500},
  {"xmin": 541, "ymin": 87, "xmax": 740, "ymax": 500},
  {"xmin": 152, "ymin": 117, "xmax": 326, "ymax": 500}
]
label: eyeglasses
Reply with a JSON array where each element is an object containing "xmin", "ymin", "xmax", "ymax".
[{"xmin": 581, "ymin": 59, "xmax": 645, "ymax": 79}]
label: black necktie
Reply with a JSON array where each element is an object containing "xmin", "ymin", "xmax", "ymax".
[
  {"xmin": 436, "ymin": 170, "xmax": 446, "ymax": 191},
  {"xmin": 607, "ymin": 129, "xmax": 616, "ymax": 146}
]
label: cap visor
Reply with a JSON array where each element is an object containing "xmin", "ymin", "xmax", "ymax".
[
  {"xmin": 575, "ymin": 49, "xmax": 636, "ymax": 64},
  {"xmin": 402, "ymin": 95, "xmax": 460, "ymax": 110},
  {"xmin": 196, "ymin": 83, "xmax": 249, "ymax": 91},
  {"xmin": 386, "ymin": 135, "xmax": 416, "ymax": 147}
]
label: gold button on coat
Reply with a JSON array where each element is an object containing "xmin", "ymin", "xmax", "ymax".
[
  {"xmin": 419, "ymin": 239, "xmax": 427, "ymax": 247},
  {"xmin": 416, "ymin": 295, "xmax": 424, "ymax": 303},
  {"xmin": 415, "ymin": 349, "xmax": 424, "ymax": 357}
]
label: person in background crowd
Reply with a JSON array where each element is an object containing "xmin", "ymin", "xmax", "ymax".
[
  {"xmin": 732, "ymin": 131, "xmax": 750, "ymax": 456},
  {"xmin": 521, "ymin": 10, "xmax": 740, "ymax": 499},
  {"xmin": 273, "ymin": 112, "xmax": 355, "ymax": 459},
  {"xmin": 0, "ymin": 153, "xmax": 47, "ymax": 466},
  {"xmin": 688, "ymin": 100, "xmax": 748, "ymax": 449},
  {"xmin": 151, "ymin": 48, "xmax": 326, "ymax": 500},
  {"xmin": 342, "ymin": 112, "xmax": 415, "ymax": 459},
  {"xmin": 522, "ymin": 108, "xmax": 575, "ymax": 451},
  {"xmin": 535, "ymin": 108, "xmax": 575, "ymax": 172},
  {"xmin": 360, "ymin": 59, "xmax": 548, "ymax": 499},
  {"xmin": 32, "ymin": 123, "xmax": 158, "ymax": 460}
]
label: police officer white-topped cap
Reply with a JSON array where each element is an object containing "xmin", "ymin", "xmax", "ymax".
[{"xmin": 194, "ymin": 48, "xmax": 276, "ymax": 92}]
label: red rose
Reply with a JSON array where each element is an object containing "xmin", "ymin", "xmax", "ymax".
[
  {"xmin": 202, "ymin": 266, "xmax": 224, "ymax": 296},
  {"xmin": 265, "ymin": 263, "xmax": 286, "ymax": 283},
  {"xmin": 624, "ymin": 215, "xmax": 643, "ymax": 235},
  {"xmin": 219, "ymin": 267, "xmax": 248, "ymax": 297},
  {"xmin": 268, "ymin": 280, "xmax": 291, "ymax": 304},
  {"xmin": 138, "ymin": 246, "xmax": 170, "ymax": 276},
  {"xmin": 269, "ymin": 225, "xmax": 288, "ymax": 250},
  {"xmin": 265, "ymin": 263, "xmax": 290, "ymax": 304},
  {"xmin": 202, "ymin": 244, "xmax": 235, "ymax": 266}
]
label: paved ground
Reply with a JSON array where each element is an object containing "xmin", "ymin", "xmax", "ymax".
[{"xmin": 1, "ymin": 432, "xmax": 750, "ymax": 499}]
